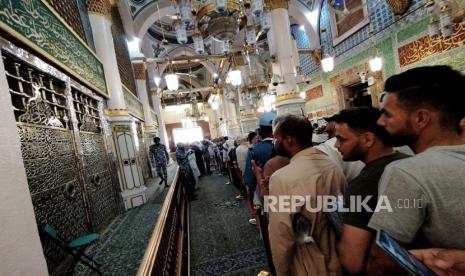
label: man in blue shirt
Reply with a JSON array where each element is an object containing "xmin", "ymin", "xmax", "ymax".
[{"xmin": 244, "ymin": 112, "xmax": 277, "ymax": 194}]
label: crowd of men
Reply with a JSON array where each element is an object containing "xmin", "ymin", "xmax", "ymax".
[{"xmin": 153, "ymin": 65, "xmax": 465, "ymax": 276}]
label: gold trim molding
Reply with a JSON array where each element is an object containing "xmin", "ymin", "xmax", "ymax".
[
  {"xmin": 244, "ymin": 82, "xmax": 269, "ymax": 91},
  {"xmin": 240, "ymin": 114, "xmax": 258, "ymax": 119},
  {"xmin": 276, "ymin": 93, "xmax": 301, "ymax": 102},
  {"xmin": 144, "ymin": 125, "xmax": 158, "ymax": 131},
  {"xmin": 265, "ymin": 0, "xmax": 289, "ymax": 10},
  {"xmin": 105, "ymin": 109, "xmax": 130, "ymax": 117}
]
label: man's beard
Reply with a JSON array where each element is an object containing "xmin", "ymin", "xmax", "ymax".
[
  {"xmin": 275, "ymin": 143, "xmax": 291, "ymax": 158},
  {"xmin": 342, "ymin": 143, "xmax": 365, "ymax": 162},
  {"xmin": 385, "ymin": 121, "xmax": 418, "ymax": 148}
]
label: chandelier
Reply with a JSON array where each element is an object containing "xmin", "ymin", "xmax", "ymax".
[
  {"xmin": 172, "ymin": 0, "xmax": 270, "ymax": 44},
  {"xmin": 426, "ymin": 0, "xmax": 465, "ymax": 39}
]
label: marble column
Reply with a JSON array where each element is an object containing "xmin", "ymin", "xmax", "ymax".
[
  {"xmin": 221, "ymin": 91, "xmax": 241, "ymax": 137},
  {"xmin": 151, "ymin": 93, "xmax": 170, "ymax": 151},
  {"xmin": 267, "ymin": 0, "xmax": 305, "ymax": 115},
  {"xmin": 133, "ymin": 62, "xmax": 157, "ymax": 135},
  {"xmin": 88, "ymin": 0, "xmax": 147, "ymax": 209}
]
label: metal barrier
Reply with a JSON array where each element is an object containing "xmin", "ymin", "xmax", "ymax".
[{"xmin": 137, "ymin": 167, "xmax": 190, "ymax": 276}]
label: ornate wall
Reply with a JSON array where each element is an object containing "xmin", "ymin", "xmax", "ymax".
[
  {"xmin": 45, "ymin": 0, "xmax": 88, "ymax": 44},
  {"xmin": 1, "ymin": 41, "xmax": 120, "ymax": 272},
  {"xmin": 297, "ymin": 0, "xmax": 465, "ymax": 116}
]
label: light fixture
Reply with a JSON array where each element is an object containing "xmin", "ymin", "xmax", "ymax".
[
  {"xmin": 221, "ymin": 40, "xmax": 230, "ymax": 54},
  {"xmin": 263, "ymin": 93, "xmax": 276, "ymax": 112},
  {"xmin": 261, "ymin": 11, "xmax": 272, "ymax": 32},
  {"xmin": 439, "ymin": 0, "xmax": 453, "ymax": 38},
  {"xmin": 300, "ymin": 25, "xmax": 305, "ymax": 31},
  {"xmin": 426, "ymin": 0, "xmax": 465, "ymax": 39},
  {"xmin": 300, "ymin": 91, "xmax": 306, "ymax": 99},
  {"xmin": 165, "ymin": 74, "xmax": 179, "ymax": 91},
  {"xmin": 179, "ymin": 2, "xmax": 193, "ymax": 26},
  {"xmin": 193, "ymin": 32, "xmax": 205, "ymax": 54},
  {"xmin": 229, "ymin": 70, "xmax": 242, "ymax": 87},
  {"xmin": 174, "ymin": 20, "xmax": 187, "ymax": 44},
  {"xmin": 211, "ymin": 101, "xmax": 219, "ymax": 110},
  {"xmin": 154, "ymin": 76, "xmax": 161, "ymax": 87},
  {"xmin": 251, "ymin": 0, "xmax": 264, "ymax": 17},
  {"xmin": 428, "ymin": 17, "xmax": 440, "ymax": 38},
  {"xmin": 246, "ymin": 25, "xmax": 257, "ymax": 45},
  {"xmin": 321, "ymin": 55, "xmax": 334, "ymax": 72},
  {"xmin": 369, "ymin": 55, "xmax": 383, "ymax": 72},
  {"xmin": 215, "ymin": 0, "xmax": 227, "ymax": 13}
]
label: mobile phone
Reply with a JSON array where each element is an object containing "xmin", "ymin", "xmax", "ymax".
[{"xmin": 376, "ymin": 230, "xmax": 435, "ymax": 276}]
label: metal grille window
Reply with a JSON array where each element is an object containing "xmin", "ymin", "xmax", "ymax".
[{"xmin": 1, "ymin": 42, "xmax": 120, "ymax": 272}]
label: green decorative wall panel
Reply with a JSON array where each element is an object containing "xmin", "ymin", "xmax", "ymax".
[
  {"xmin": 127, "ymin": 0, "xmax": 157, "ymax": 20},
  {"xmin": 397, "ymin": 18, "xmax": 429, "ymax": 43},
  {"xmin": 0, "ymin": 0, "xmax": 108, "ymax": 96},
  {"xmin": 123, "ymin": 85, "xmax": 144, "ymax": 120}
]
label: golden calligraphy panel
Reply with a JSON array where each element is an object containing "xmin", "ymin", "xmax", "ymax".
[
  {"xmin": 306, "ymin": 85, "xmax": 324, "ymax": 101},
  {"xmin": 399, "ymin": 23, "xmax": 465, "ymax": 67}
]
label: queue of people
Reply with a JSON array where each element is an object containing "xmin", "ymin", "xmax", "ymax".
[
  {"xmin": 233, "ymin": 65, "xmax": 465, "ymax": 276},
  {"xmin": 154, "ymin": 65, "xmax": 465, "ymax": 276}
]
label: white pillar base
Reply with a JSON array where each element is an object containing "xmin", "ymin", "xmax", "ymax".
[
  {"xmin": 240, "ymin": 118, "xmax": 259, "ymax": 134},
  {"xmin": 275, "ymin": 98, "xmax": 306, "ymax": 116},
  {"xmin": 121, "ymin": 186, "xmax": 148, "ymax": 209},
  {"xmin": 227, "ymin": 125, "xmax": 242, "ymax": 137}
]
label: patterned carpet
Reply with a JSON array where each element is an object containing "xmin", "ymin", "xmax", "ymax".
[
  {"xmin": 69, "ymin": 165, "xmax": 177, "ymax": 276},
  {"xmin": 190, "ymin": 174, "xmax": 269, "ymax": 276}
]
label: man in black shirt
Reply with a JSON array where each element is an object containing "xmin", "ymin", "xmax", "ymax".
[{"xmin": 334, "ymin": 107, "xmax": 410, "ymax": 275}]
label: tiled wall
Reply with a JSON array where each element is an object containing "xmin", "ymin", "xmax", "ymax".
[
  {"xmin": 291, "ymin": 25, "xmax": 314, "ymax": 76},
  {"xmin": 296, "ymin": 0, "xmax": 465, "ymax": 115},
  {"xmin": 76, "ymin": 0, "xmax": 95, "ymax": 51},
  {"xmin": 45, "ymin": 0, "xmax": 88, "ymax": 44}
]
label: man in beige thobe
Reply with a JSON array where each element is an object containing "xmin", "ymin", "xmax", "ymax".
[{"xmin": 268, "ymin": 115, "xmax": 346, "ymax": 276}]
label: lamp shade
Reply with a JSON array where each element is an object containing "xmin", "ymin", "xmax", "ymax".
[
  {"xmin": 321, "ymin": 56, "xmax": 334, "ymax": 72},
  {"xmin": 211, "ymin": 101, "xmax": 219, "ymax": 110},
  {"xmin": 251, "ymin": 0, "xmax": 264, "ymax": 17},
  {"xmin": 246, "ymin": 26, "xmax": 257, "ymax": 45},
  {"xmin": 193, "ymin": 33, "xmax": 205, "ymax": 54},
  {"xmin": 221, "ymin": 40, "xmax": 230, "ymax": 54},
  {"xmin": 215, "ymin": 0, "xmax": 227, "ymax": 13},
  {"xmin": 175, "ymin": 22, "xmax": 188, "ymax": 44},
  {"xmin": 369, "ymin": 55, "xmax": 383, "ymax": 72},
  {"xmin": 165, "ymin": 74, "xmax": 179, "ymax": 91},
  {"xmin": 229, "ymin": 70, "xmax": 242, "ymax": 87},
  {"xmin": 179, "ymin": 3, "xmax": 193, "ymax": 26},
  {"xmin": 261, "ymin": 12, "xmax": 271, "ymax": 32}
]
